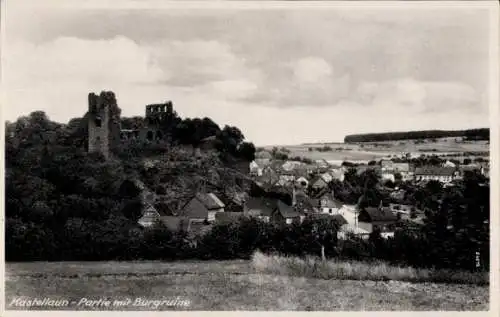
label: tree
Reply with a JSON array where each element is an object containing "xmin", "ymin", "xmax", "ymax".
[
  {"xmin": 237, "ymin": 142, "xmax": 256, "ymax": 161},
  {"xmin": 301, "ymin": 218, "xmax": 341, "ymax": 260}
]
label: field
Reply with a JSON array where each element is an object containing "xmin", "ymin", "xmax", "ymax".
[
  {"xmin": 5, "ymin": 260, "xmax": 489, "ymax": 311},
  {"xmin": 263, "ymin": 139, "xmax": 489, "ymax": 162}
]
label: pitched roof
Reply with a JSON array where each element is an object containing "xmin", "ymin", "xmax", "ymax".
[
  {"xmin": 254, "ymin": 158, "xmax": 271, "ymax": 167},
  {"xmin": 195, "ymin": 192, "xmax": 225, "ymax": 210},
  {"xmin": 460, "ymin": 164, "xmax": 481, "ymax": 172},
  {"xmin": 215, "ymin": 212, "xmax": 245, "ymax": 224},
  {"xmin": 158, "ymin": 216, "xmax": 190, "ymax": 232},
  {"xmin": 245, "ymin": 197, "xmax": 277, "ymax": 217},
  {"xmin": 319, "ymin": 193, "xmax": 344, "ymax": 209},
  {"xmin": 383, "ymin": 163, "xmax": 410, "ymax": 173},
  {"xmin": 415, "ymin": 166, "xmax": 455, "ymax": 176},
  {"xmin": 307, "ymin": 213, "xmax": 348, "ymax": 226},
  {"xmin": 276, "ymin": 200, "xmax": 301, "ymax": 218},
  {"xmin": 363, "ymin": 207, "xmax": 398, "ymax": 222},
  {"xmin": 294, "ymin": 194, "xmax": 317, "ymax": 213},
  {"xmin": 311, "ymin": 175, "xmax": 328, "ymax": 187},
  {"xmin": 153, "ymin": 201, "xmax": 175, "ymax": 216}
]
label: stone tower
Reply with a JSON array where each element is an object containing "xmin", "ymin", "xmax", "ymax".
[{"xmin": 88, "ymin": 91, "xmax": 121, "ymax": 158}]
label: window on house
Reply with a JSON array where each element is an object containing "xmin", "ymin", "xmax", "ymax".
[
  {"xmin": 147, "ymin": 131, "xmax": 154, "ymax": 141},
  {"xmin": 95, "ymin": 117, "xmax": 102, "ymax": 127}
]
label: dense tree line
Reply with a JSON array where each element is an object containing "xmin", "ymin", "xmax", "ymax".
[
  {"xmin": 344, "ymin": 128, "xmax": 489, "ymax": 143},
  {"xmin": 5, "ymin": 111, "xmax": 489, "ymax": 273},
  {"xmin": 5, "ymin": 109, "xmax": 255, "ymax": 261}
]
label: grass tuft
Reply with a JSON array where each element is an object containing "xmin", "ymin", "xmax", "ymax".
[{"xmin": 251, "ymin": 251, "xmax": 488, "ymax": 285}]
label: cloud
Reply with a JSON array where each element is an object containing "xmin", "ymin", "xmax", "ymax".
[
  {"xmin": 247, "ymin": 56, "xmax": 352, "ymax": 107},
  {"xmin": 4, "ymin": 36, "xmax": 164, "ymax": 87},
  {"xmin": 293, "ymin": 57, "xmax": 332, "ymax": 84},
  {"xmin": 149, "ymin": 40, "xmax": 261, "ymax": 88},
  {"xmin": 355, "ymin": 78, "xmax": 483, "ymax": 114}
]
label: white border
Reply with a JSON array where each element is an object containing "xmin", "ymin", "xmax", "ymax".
[{"xmin": 1, "ymin": 1, "xmax": 498, "ymax": 317}]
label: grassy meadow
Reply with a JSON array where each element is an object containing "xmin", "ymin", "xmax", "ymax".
[{"xmin": 5, "ymin": 256, "xmax": 489, "ymax": 311}]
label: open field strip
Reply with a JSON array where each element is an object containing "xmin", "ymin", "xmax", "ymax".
[{"xmin": 5, "ymin": 260, "xmax": 489, "ymax": 311}]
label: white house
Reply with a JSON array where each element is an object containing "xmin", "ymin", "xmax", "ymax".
[{"xmin": 415, "ymin": 166, "xmax": 458, "ymax": 183}]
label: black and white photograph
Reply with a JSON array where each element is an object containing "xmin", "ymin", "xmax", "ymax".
[{"xmin": 1, "ymin": 0, "xmax": 498, "ymax": 312}]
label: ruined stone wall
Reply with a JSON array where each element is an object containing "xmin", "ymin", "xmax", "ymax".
[{"xmin": 88, "ymin": 91, "xmax": 121, "ymax": 158}]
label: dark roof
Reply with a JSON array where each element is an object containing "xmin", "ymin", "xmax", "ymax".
[
  {"xmin": 245, "ymin": 197, "xmax": 277, "ymax": 217},
  {"xmin": 294, "ymin": 194, "xmax": 316, "ymax": 213},
  {"xmin": 307, "ymin": 213, "xmax": 348, "ymax": 226},
  {"xmin": 316, "ymin": 192, "xmax": 343, "ymax": 208},
  {"xmin": 415, "ymin": 166, "xmax": 455, "ymax": 176},
  {"xmin": 153, "ymin": 201, "xmax": 175, "ymax": 216},
  {"xmin": 362, "ymin": 207, "xmax": 398, "ymax": 222},
  {"xmin": 356, "ymin": 165, "xmax": 381, "ymax": 175},
  {"xmin": 215, "ymin": 212, "xmax": 245, "ymax": 224},
  {"xmin": 158, "ymin": 216, "xmax": 191, "ymax": 232},
  {"xmin": 195, "ymin": 193, "xmax": 225, "ymax": 210},
  {"xmin": 276, "ymin": 200, "xmax": 301, "ymax": 218},
  {"xmin": 311, "ymin": 176, "xmax": 328, "ymax": 187}
]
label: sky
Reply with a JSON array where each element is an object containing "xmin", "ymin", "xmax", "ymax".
[{"xmin": 1, "ymin": 1, "xmax": 494, "ymax": 145}]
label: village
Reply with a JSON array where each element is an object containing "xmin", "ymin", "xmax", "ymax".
[{"xmin": 135, "ymin": 144, "xmax": 490, "ymax": 240}]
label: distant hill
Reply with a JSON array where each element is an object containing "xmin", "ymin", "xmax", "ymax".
[{"xmin": 344, "ymin": 128, "xmax": 489, "ymax": 143}]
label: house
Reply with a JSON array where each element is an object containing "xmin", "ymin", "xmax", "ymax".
[
  {"xmin": 244, "ymin": 197, "xmax": 277, "ymax": 222},
  {"xmin": 357, "ymin": 206, "xmax": 398, "ymax": 234},
  {"xmin": 307, "ymin": 213, "xmax": 348, "ymax": 225},
  {"xmin": 320, "ymin": 172, "xmax": 334, "ymax": 183},
  {"xmin": 265, "ymin": 160, "xmax": 286, "ymax": 174},
  {"xmin": 249, "ymin": 161, "xmax": 261, "ymax": 176},
  {"xmin": 329, "ymin": 168, "xmax": 345, "ymax": 182},
  {"xmin": 310, "ymin": 175, "xmax": 329, "ymax": 190},
  {"xmin": 294, "ymin": 191, "xmax": 319, "ymax": 215},
  {"xmin": 255, "ymin": 172, "xmax": 280, "ymax": 189},
  {"xmin": 158, "ymin": 216, "xmax": 191, "ymax": 232},
  {"xmin": 282, "ymin": 160, "xmax": 303, "ymax": 172},
  {"xmin": 249, "ymin": 159, "xmax": 271, "ymax": 176},
  {"xmin": 134, "ymin": 180, "xmax": 164, "ymax": 227},
  {"xmin": 215, "ymin": 212, "xmax": 245, "ymax": 224},
  {"xmin": 337, "ymin": 223, "xmax": 370, "ymax": 240},
  {"xmin": 356, "ymin": 165, "xmax": 382, "ymax": 176},
  {"xmin": 272, "ymin": 200, "xmax": 303, "ymax": 225},
  {"xmin": 138, "ymin": 204, "xmax": 162, "ymax": 227},
  {"xmin": 381, "ymin": 162, "xmax": 413, "ymax": 182},
  {"xmin": 315, "ymin": 159, "xmax": 330, "ymax": 169},
  {"xmin": 278, "ymin": 173, "xmax": 296, "ymax": 184},
  {"xmin": 137, "ymin": 199, "xmax": 178, "ymax": 227},
  {"xmin": 316, "ymin": 192, "xmax": 344, "ymax": 215},
  {"xmin": 414, "ymin": 166, "xmax": 458, "ymax": 183},
  {"xmin": 219, "ymin": 191, "xmax": 248, "ymax": 213},
  {"xmin": 180, "ymin": 192, "xmax": 225, "ymax": 223}
]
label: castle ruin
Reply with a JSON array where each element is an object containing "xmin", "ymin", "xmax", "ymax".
[{"xmin": 88, "ymin": 91, "xmax": 175, "ymax": 158}]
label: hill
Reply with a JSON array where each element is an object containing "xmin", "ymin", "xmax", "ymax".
[
  {"xmin": 4, "ymin": 106, "xmax": 256, "ymax": 261},
  {"xmin": 344, "ymin": 128, "xmax": 489, "ymax": 143}
]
